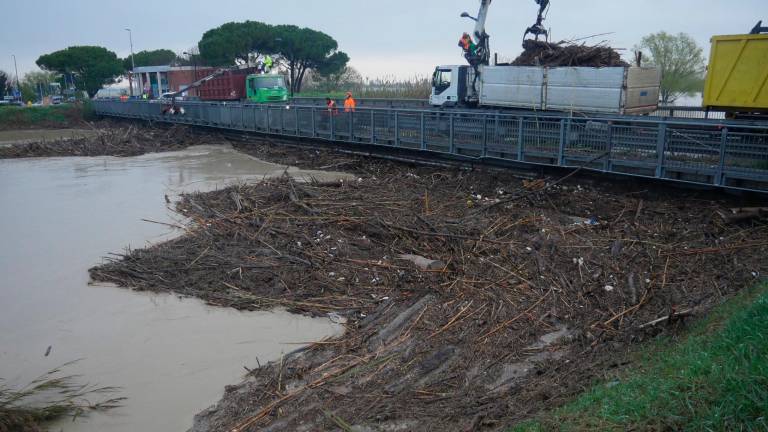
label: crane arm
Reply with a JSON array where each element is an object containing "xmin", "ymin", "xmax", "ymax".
[
  {"xmin": 460, "ymin": 0, "xmax": 493, "ymax": 67},
  {"xmin": 472, "ymin": 0, "xmax": 492, "ymax": 45}
]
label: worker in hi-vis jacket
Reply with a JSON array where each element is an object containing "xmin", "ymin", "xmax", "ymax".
[{"xmin": 344, "ymin": 92, "xmax": 356, "ymax": 112}]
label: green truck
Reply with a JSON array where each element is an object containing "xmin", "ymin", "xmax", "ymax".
[
  {"xmin": 195, "ymin": 69, "xmax": 288, "ymax": 103},
  {"xmin": 244, "ymin": 74, "xmax": 288, "ymax": 103}
]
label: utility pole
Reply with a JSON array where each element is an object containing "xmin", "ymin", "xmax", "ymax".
[
  {"xmin": 125, "ymin": 28, "xmax": 136, "ymax": 97},
  {"xmin": 11, "ymin": 54, "xmax": 20, "ymax": 101}
]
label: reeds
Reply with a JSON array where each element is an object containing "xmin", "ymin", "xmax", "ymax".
[{"xmin": 0, "ymin": 362, "xmax": 125, "ymax": 432}]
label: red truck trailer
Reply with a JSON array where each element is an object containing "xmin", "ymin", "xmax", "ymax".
[{"xmin": 195, "ymin": 68, "xmax": 256, "ymax": 101}]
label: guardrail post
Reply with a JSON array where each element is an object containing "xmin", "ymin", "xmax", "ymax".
[
  {"xmin": 370, "ymin": 110, "xmax": 375, "ymax": 144},
  {"xmin": 449, "ymin": 114, "xmax": 455, "ymax": 154},
  {"xmin": 266, "ymin": 107, "xmax": 270, "ymax": 132},
  {"xmin": 517, "ymin": 117, "xmax": 524, "ymax": 161},
  {"xmin": 655, "ymin": 123, "xmax": 668, "ymax": 178},
  {"xmin": 349, "ymin": 111, "xmax": 354, "ymax": 141},
  {"xmin": 420, "ymin": 112, "xmax": 426, "ymax": 151},
  {"xmin": 280, "ymin": 105, "xmax": 286, "ymax": 133},
  {"xmin": 482, "ymin": 114, "xmax": 488, "ymax": 158},
  {"xmin": 394, "ymin": 111, "xmax": 400, "ymax": 147},
  {"xmin": 311, "ymin": 107, "xmax": 317, "ymax": 137},
  {"xmin": 717, "ymin": 127, "xmax": 728, "ymax": 186},
  {"xmin": 295, "ymin": 107, "xmax": 300, "ymax": 136},
  {"xmin": 605, "ymin": 124, "xmax": 614, "ymax": 171},
  {"xmin": 330, "ymin": 111, "xmax": 335, "ymax": 141},
  {"xmin": 557, "ymin": 119, "xmax": 567, "ymax": 165}
]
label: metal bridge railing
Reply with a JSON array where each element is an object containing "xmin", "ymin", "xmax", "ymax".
[
  {"xmin": 93, "ymin": 100, "xmax": 768, "ymax": 192},
  {"xmin": 290, "ymin": 98, "xmax": 728, "ymax": 120}
]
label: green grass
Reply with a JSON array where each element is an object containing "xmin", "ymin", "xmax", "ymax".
[
  {"xmin": 513, "ymin": 283, "xmax": 768, "ymax": 432},
  {"xmin": 0, "ymin": 104, "xmax": 86, "ymax": 130}
]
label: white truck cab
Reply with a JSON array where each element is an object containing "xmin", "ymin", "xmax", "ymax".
[{"xmin": 429, "ymin": 66, "xmax": 470, "ymax": 108}]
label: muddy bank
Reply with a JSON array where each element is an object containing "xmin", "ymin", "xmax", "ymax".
[
  {"xmin": 90, "ymin": 136, "xmax": 768, "ymax": 431},
  {"xmin": 0, "ymin": 123, "xmax": 219, "ymax": 159}
]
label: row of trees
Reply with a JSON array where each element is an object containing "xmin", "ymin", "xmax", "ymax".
[
  {"xmin": 24, "ymin": 27, "xmax": 704, "ymax": 103},
  {"xmin": 197, "ymin": 21, "xmax": 348, "ymax": 94},
  {"xmin": 0, "ymin": 69, "xmax": 64, "ymax": 102},
  {"xmin": 30, "ymin": 21, "xmax": 348, "ymax": 98}
]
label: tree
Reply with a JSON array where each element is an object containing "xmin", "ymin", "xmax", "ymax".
[
  {"xmin": 37, "ymin": 46, "xmax": 123, "ymax": 97},
  {"xmin": 0, "ymin": 70, "xmax": 7, "ymax": 99},
  {"xmin": 272, "ymin": 25, "xmax": 348, "ymax": 94},
  {"xmin": 307, "ymin": 66, "xmax": 363, "ymax": 93},
  {"xmin": 123, "ymin": 49, "xmax": 179, "ymax": 70},
  {"xmin": 198, "ymin": 21, "xmax": 349, "ymax": 94},
  {"xmin": 21, "ymin": 71, "xmax": 61, "ymax": 101},
  {"xmin": 199, "ymin": 21, "xmax": 277, "ymax": 66},
  {"xmin": 637, "ymin": 32, "xmax": 706, "ymax": 104}
]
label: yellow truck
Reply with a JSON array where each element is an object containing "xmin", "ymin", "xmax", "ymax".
[{"xmin": 703, "ymin": 22, "xmax": 768, "ymax": 118}]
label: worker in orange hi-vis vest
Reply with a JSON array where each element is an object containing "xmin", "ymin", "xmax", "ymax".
[{"xmin": 343, "ymin": 92, "xmax": 357, "ymax": 113}]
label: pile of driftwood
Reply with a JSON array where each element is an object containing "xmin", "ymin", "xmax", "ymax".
[
  {"xmin": 0, "ymin": 123, "xmax": 216, "ymax": 159},
  {"xmin": 89, "ymin": 142, "xmax": 768, "ymax": 432},
  {"xmin": 511, "ymin": 40, "xmax": 628, "ymax": 67}
]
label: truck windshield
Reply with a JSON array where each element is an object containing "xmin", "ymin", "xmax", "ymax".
[
  {"xmin": 251, "ymin": 77, "xmax": 285, "ymax": 90},
  {"xmin": 433, "ymin": 69, "xmax": 452, "ymax": 90}
]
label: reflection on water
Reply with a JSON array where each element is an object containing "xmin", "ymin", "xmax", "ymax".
[{"xmin": 0, "ymin": 145, "xmax": 343, "ymax": 432}]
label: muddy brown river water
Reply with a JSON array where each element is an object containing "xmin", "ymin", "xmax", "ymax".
[{"xmin": 0, "ymin": 145, "xmax": 346, "ymax": 431}]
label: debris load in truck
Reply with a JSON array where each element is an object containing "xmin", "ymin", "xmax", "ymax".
[{"xmin": 511, "ymin": 40, "xmax": 629, "ymax": 67}]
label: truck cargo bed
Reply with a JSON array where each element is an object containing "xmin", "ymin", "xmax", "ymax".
[
  {"xmin": 197, "ymin": 68, "xmax": 254, "ymax": 101},
  {"xmin": 479, "ymin": 66, "xmax": 660, "ymax": 114},
  {"xmin": 704, "ymin": 34, "xmax": 768, "ymax": 112}
]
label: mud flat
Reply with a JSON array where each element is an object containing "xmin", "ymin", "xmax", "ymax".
[{"xmin": 90, "ymin": 134, "xmax": 768, "ymax": 431}]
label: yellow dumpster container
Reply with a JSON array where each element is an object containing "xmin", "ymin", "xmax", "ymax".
[{"xmin": 703, "ymin": 33, "xmax": 768, "ymax": 112}]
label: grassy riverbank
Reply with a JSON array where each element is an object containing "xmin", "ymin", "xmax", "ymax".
[
  {"xmin": 513, "ymin": 282, "xmax": 768, "ymax": 431},
  {"xmin": 0, "ymin": 104, "xmax": 88, "ymax": 130}
]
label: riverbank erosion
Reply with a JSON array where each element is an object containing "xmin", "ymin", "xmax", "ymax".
[{"xmin": 87, "ymin": 138, "xmax": 768, "ymax": 431}]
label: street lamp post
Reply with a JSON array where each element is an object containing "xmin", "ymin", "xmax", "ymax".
[
  {"xmin": 125, "ymin": 28, "xmax": 136, "ymax": 97},
  {"xmin": 11, "ymin": 54, "xmax": 20, "ymax": 102}
]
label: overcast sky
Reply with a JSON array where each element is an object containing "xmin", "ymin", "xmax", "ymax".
[{"xmin": 1, "ymin": 0, "xmax": 765, "ymax": 81}]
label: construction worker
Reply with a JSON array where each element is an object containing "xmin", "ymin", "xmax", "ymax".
[
  {"xmin": 325, "ymin": 97, "xmax": 338, "ymax": 115},
  {"xmin": 458, "ymin": 33, "xmax": 477, "ymax": 56},
  {"xmin": 343, "ymin": 92, "xmax": 356, "ymax": 113}
]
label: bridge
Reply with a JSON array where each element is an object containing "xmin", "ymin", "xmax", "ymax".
[{"xmin": 92, "ymin": 99, "xmax": 768, "ymax": 193}]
